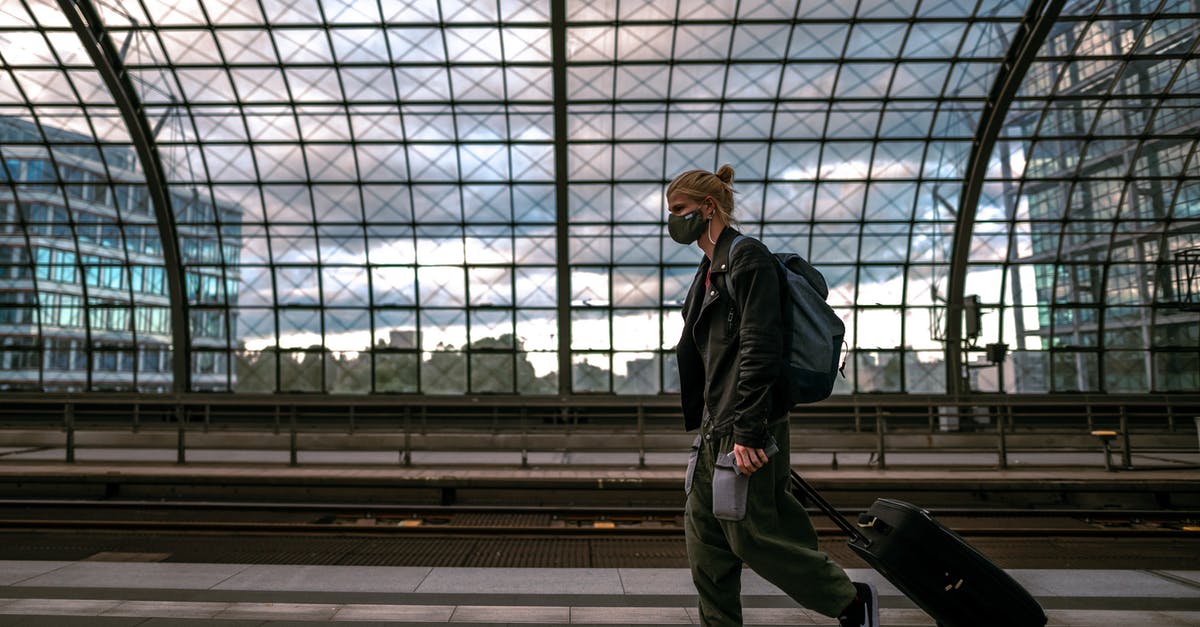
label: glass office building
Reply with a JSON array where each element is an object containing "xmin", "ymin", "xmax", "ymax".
[
  {"xmin": 0, "ymin": 115, "xmax": 242, "ymax": 392},
  {"xmin": 0, "ymin": 0, "xmax": 1196, "ymax": 396}
]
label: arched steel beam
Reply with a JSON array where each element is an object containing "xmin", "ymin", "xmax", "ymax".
[
  {"xmin": 946, "ymin": 0, "xmax": 1065, "ymax": 397},
  {"xmin": 55, "ymin": 0, "xmax": 190, "ymax": 393}
]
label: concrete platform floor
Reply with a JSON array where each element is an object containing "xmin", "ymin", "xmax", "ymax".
[{"xmin": 0, "ymin": 560, "xmax": 1198, "ymax": 625}]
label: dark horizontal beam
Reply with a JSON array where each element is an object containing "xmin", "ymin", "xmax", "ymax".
[{"xmin": 1, "ymin": 391, "xmax": 1197, "ymax": 408}]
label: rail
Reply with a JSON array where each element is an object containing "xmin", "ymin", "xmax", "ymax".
[{"xmin": 0, "ymin": 394, "xmax": 1197, "ymax": 470}]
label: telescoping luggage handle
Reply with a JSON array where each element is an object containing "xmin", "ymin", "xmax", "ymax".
[{"xmin": 788, "ymin": 469, "xmax": 871, "ymax": 547}]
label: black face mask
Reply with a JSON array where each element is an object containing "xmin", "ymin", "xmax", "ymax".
[{"xmin": 668, "ymin": 209, "xmax": 708, "ymax": 245}]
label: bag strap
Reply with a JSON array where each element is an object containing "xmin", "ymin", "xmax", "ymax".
[
  {"xmin": 724, "ymin": 234, "xmax": 782, "ymax": 297},
  {"xmin": 724, "ymin": 235, "xmax": 749, "ymax": 296},
  {"xmin": 788, "ymin": 469, "xmax": 870, "ymax": 546},
  {"xmin": 724, "ymin": 235, "xmax": 795, "ymax": 395}
]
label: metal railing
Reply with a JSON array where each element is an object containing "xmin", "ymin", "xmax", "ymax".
[{"xmin": 0, "ymin": 393, "xmax": 1197, "ymax": 470}]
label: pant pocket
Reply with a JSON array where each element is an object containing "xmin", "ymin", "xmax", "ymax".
[
  {"xmin": 712, "ymin": 451, "xmax": 749, "ymax": 521},
  {"xmin": 684, "ymin": 434, "xmax": 701, "ymax": 495}
]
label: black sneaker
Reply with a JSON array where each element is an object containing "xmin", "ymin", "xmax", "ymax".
[{"xmin": 837, "ymin": 582, "xmax": 879, "ymax": 627}]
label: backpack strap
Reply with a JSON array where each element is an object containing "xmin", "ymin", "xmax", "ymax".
[
  {"xmin": 723, "ymin": 235, "xmax": 750, "ymax": 296},
  {"xmin": 725, "ymin": 235, "xmax": 784, "ymax": 296},
  {"xmin": 728, "ymin": 234, "xmax": 749, "ymax": 257}
]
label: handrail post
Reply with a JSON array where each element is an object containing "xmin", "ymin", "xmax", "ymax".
[
  {"xmin": 289, "ymin": 405, "xmax": 298, "ymax": 467},
  {"xmin": 637, "ymin": 403, "xmax": 646, "ymax": 469},
  {"xmin": 175, "ymin": 402, "xmax": 185, "ymax": 464},
  {"xmin": 203, "ymin": 404, "xmax": 210, "ymax": 434},
  {"xmin": 875, "ymin": 407, "xmax": 887, "ymax": 470},
  {"xmin": 64, "ymin": 402, "xmax": 75, "ymax": 464},
  {"xmin": 561, "ymin": 406, "xmax": 571, "ymax": 458},
  {"xmin": 1120, "ymin": 405, "xmax": 1132, "ymax": 470},
  {"xmin": 403, "ymin": 406, "xmax": 412, "ymax": 467},
  {"xmin": 520, "ymin": 407, "xmax": 529, "ymax": 469},
  {"xmin": 273, "ymin": 405, "xmax": 281, "ymax": 435},
  {"xmin": 132, "ymin": 402, "xmax": 140, "ymax": 433},
  {"xmin": 348, "ymin": 404, "xmax": 356, "ymax": 434},
  {"xmin": 997, "ymin": 403, "xmax": 1009, "ymax": 470},
  {"xmin": 1086, "ymin": 402, "xmax": 1095, "ymax": 432}
]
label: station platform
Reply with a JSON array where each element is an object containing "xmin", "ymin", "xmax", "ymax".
[
  {"xmin": 1, "ymin": 560, "xmax": 1198, "ymax": 625},
  {"xmin": 1, "ymin": 448, "xmax": 1197, "ymax": 625}
]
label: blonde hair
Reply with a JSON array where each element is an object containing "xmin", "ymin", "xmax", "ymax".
[{"xmin": 666, "ymin": 164, "xmax": 737, "ymax": 226}]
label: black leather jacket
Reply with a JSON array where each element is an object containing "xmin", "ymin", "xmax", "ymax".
[{"xmin": 676, "ymin": 227, "xmax": 790, "ymax": 448}]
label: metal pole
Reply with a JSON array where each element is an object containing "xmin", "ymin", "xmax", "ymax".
[
  {"xmin": 875, "ymin": 408, "xmax": 887, "ymax": 470},
  {"xmin": 1120, "ymin": 405, "xmax": 1132, "ymax": 469},
  {"xmin": 64, "ymin": 402, "xmax": 75, "ymax": 464},
  {"xmin": 520, "ymin": 407, "xmax": 529, "ymax": 469},
  {"xmin": 997, "ymin": 404, "xmax": 1008, "ymax": 470},
  {"xmin": 551, "ymin": 0, "xmax": 571, "ymax": 395},
  {"xmin": 637, "ymin": 403, "xmax": 646, "ymax": 468},
  {"xmin": 175, "ymin": 403, "xmax": 185, "ymax": 464},
  {"xmin": 289, "ymin": 405, "xmax": 298, "ymax": 467},
  {"xmin": 403, "ymin": 406, "xmax": 412, "ymax": 467}
]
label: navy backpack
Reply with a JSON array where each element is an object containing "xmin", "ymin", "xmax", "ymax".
[{"xmin": 728, "ymin": 235, "xmax": 846, "ymax": 404}]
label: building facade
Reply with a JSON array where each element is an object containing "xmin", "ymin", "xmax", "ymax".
[{"xmin": 0, "ymin": 116, "xmax": 241, "ymax": 392}]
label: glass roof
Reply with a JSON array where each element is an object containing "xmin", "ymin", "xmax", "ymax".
[{"xmin": 0, "ymin": 0, "xmax": 1196, "ymax": 395}]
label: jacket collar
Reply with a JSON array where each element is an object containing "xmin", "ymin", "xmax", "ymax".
[{"xmin": 707, "ymin": 225, "xmax": 741, "ymax": 276}]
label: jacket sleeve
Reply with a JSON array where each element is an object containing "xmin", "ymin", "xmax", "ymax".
[
  {"xmin": 676, "ymin": 263, "xmax": 709, "ymax": 432},
  {"xmin": 729, "ymin": 246, "xmax": 784, "ymax": 448}
]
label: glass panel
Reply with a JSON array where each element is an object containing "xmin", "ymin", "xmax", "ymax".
[
  {"xmin": 856, "ymin": 350, "xmax": 902, "ymax": 392},
  {"xmin": 374, "ymin": 352, "xmax": 419, "ymax": 393},
  {"xmin": 572, "ymin": 352, "xmax": 610, "ymax": 393},
  {"xmin": 422, "ymin": 351, "xmax": 466, "ymax": 394}
]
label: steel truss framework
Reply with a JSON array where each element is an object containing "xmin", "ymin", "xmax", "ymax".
[{"xmin": 0, "ymin": 0, "xmax": 1197, "ymax": 397}]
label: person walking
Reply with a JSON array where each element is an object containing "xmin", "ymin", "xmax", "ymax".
[{"xmin": 669, "ymin": 164, "xmax": 879, "ymax": 627}]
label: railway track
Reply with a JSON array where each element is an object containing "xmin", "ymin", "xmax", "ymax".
[{"xmin": 0, "ymin": 498, "xmax": 1196, "ymax": 538}]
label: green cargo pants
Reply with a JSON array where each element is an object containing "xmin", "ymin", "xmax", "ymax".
[{"xmin": 684, "ymin": 419, "xmax": 856, "ymax": 626}]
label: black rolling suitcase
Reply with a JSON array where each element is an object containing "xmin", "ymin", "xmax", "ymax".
[{"xmin": 789, "ymin": 470, "xmax": 1046, "ymax": 627}]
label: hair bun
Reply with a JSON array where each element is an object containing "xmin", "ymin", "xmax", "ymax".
[{"xmin": 715, "ymin": 164, "xmax": 735, "ymax": 185}]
